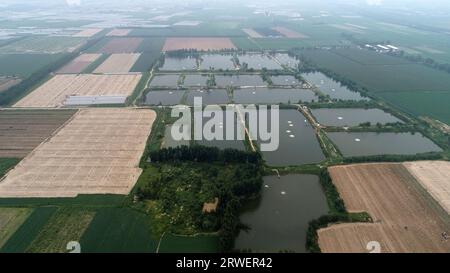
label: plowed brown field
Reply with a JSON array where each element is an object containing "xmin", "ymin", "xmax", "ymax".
[
  {"xmin": 0, "ymin": 109, "xmax": 77, "ymax": 158},
  {"xmin": 0, "ymin": 108, "xmax": 156, "ymax": 197},
  {"xmin": 318, "ymin": 163, "xmax": 450, "ymax": 253}
]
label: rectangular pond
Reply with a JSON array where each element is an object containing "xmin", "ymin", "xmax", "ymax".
[
  {"xmin": 182, "ymin": 74, "xmax": 208, "ymax": 87},
  {"xmin": 186, "ymin": 89, "xmax": 230, "ymax": 105},
  {"xmin": 145, "ymin": 90, "xmax": 184, "ymax": 106},
  {"xmin": 273, "ymin": 53, "xmax": 299, "ymax": 68},
  {"xmin": 235, "ymin": 174, "xmax": 329, "ymax": 253},
  {"xmin": 301, "ymin": 72, "xmax": 368, "ymax": 101},
  {"xmin": 149, "ymin": 74, "xmax": 180, "ymax": 88},
  {"xmin": 327, "ymin": 132, "xmax": 443, "ymax": 157},
  {"xmin": 160, "ymin": 56, "xmax": 197, "ymax": 71},
  {"xmin": 196, "ymin": 113, "xmax": 246, "ymax": 151},
  {"xmin": 238, "ymin": 54, "xmax": 282, "ymax": 70},
  {"xmin": 215, "ymin": 75, "xmax": 265, "ymax": 87},
  {"xmin": 270, "ymin": 75, "xmax": 301, "ymax": 86},
  {"xmin": 311, "ymin": 108, "xmax": 403, "ymax": 127},
  {"xmin": 199, "ymin": 54, "xmax": 235, "ymax": 70},
  {"xmin": 254, "ymin": 109, "xmax": 325, "ymax": 166},
  {"xmin": 234, "ymin": 88, "xmax": 317, "ymax": 104}
]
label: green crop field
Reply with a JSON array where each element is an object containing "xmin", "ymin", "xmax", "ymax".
[
  {"xmin": 300, "ymin": 48, "xmax": 450, "ymax": 93},
  {"xmin": 0, "ymin": 36, "xmax": 86, "ymax": 54},
  {"xmin": 158, "ymin": 233, "xmax": 219, "ymax": 253},
  {"xmin": 0, "ymin": 54, "xmax": 66, "ymax": 77},
  {"xmin": 0, "ymin": 208, "xmax": 32, "ymax": 249},
  {"xmin": 136, "ymin": 37, "xmax": 166, "ymax": 53},
  {"xmin": 80, "ymin": 208, "xmax": 158, "ymax": 253},
  {"xmin": 0, "ymin": 158, "xmax": 20, "ymax": 178},
  {"xmin": 130, "ymin": 53, "xmax": 161, "ymax": 72},
  {"xmin": 379, "ymin": 91, "xmax": 450, "ymax": 125},
  {"xmin": 129, "ymin": 26, "xmax": 245, "ymax": 37},
  {"xmin": 0, "ymin": 207, "xmax": 57, "ymax": 253},
  {"xmin": 27, "ymin": 208, "xmax": 96, "ymax": 253}
]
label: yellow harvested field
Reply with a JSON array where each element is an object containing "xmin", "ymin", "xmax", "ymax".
[
  {"xmin": 73, "ymin": 28, "xmax": 103, "ymax": 37},
  {"xmin": 106, "ymin": 29, "xmax": 132, "ymax": 36},
  {"xmin": 0, "ymin": 108, "xmax": 156, "ymax": 197},
  {"xmin": 403, "ymin": 161, "xmax": 450, "ymax": 214},
  {"xmin": 14, "ymin": 74, "xmax": 142, "ymax": 108},
  {"xmin": 318, "ymin": 163, "xmax": 450, "ymax": 253},
  {"xmin": 93, "ymin": 53, "xmax": 141, "ymax": 74}
]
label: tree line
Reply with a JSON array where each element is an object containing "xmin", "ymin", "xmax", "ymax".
[{"xmin": 149, "ymin": 145, "xmax": 262, "ymax": 164}]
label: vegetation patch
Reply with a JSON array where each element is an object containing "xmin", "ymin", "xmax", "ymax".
[
  {"xmin": 136, "ymin": 146, "xmax": 263, "ymax": 252},
  {"xmin": 27, "ymin": 208, "xmax": 95, "ymax": 253}
]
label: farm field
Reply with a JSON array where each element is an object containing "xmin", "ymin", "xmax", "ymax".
[
  {"xmin": 300, "ymin": 48, "xmax": 450, "ymax": 93},
  {"xmin": 0, "ymin": 159, "xmax": 21, "ymax": 177},
  {"xmin": 0, "ymin": 207, "xmax": 57, "ymax": 253},
  {"xmin": 98, "ymin": 38, "xmax": 144, "ymax": 54},
  {"xmin": 0, "ymin": 109, "xmax": 77, "ymax": 158},
  {"xmin": 318, "ymin": 163, "xmax": 450, "ymax": 253},
  {"xmin": 0, "ymin": 36, "xmax": 86, "ymax": 54},
  {"xmin": 162, "ymin": 37, "xmax": 237, "ymax": 51},
  {"xmin": 26, "ymin": 208, "xmax": 95, "ymax": 253},
  {"xmin": 403, "ymin": 161, "xmax": 450, "ymax": 214},
  {"xmin": 0, "ymin": 77, "xmax": 21, "ymax": 93},
  {"xmin": 57, "ymin": 53, "xmax": 102, "ymax": 74},
  {"xmin": 0, "ymin": 54, "xmax": 66, "ymax": 77},
  {"xmin": 80, "ymin": 208, "xmax": 158, "ymax": 253},
  {"xmin": 130, "ymin": 52, "xmax": 162, "ymax": 72},
  {"xmin": 93, "ymin": 53, "xmax": 141, "ymax": 74},
  {"xmin": 272, "ymin": 27, "xmax": 308, "ymax": 38},
  {"xmin": 379, "ymin": 91, "xmax": 450, "ymax": 125},
  {"xmin": 0, "ymin": 108, "xmax": 156, "ymax": 197},
  {"xmin": 73, "ymin": 28, "xmax": 103, "ymax": 38},
  {"xmin": 14, "ymin": 74, "xmax": 142, "ymax": 108},
  {"xmin": 0, "ymin": 208, "xmax": 32, "ymax": 249},
  {"xmin": 106, "ymin": 29, "xmax": 131, "ymax": 37}
]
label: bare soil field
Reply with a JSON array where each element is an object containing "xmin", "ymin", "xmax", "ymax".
[
  {"xmin": 0, "ymin": 108, "xmax": 156, "ymax": 197},
  {"xmin": 0, "ymin": 77, "xmax": 21, "ymax": 93},
  {"xmin": 57, "ymin": 54, "xmax": 102, "ymax": 74},
  {"xmin": 0, "ymin": 109, "xmax": 77, "ymax": 158},
  {"xmin": 73, "ymin": 28, "xmax": 103, "ymax": 37},
  {"xmin": 403, "ymin": 161, "xmax": 450, "ymax": 214},
  {"xmin": 318, "ymin": 163, "xmax": 450, "ymax": 253},
  {"xmin": 99, "ymin": 38, "xmax": 144, "ymax": 54},
  {"xmin": 162, "ymin": 37, "xmax": 237, "ymax": 51},
  {"xmin": 93, "ymin": 53, "xmax": 141, "ymax": 74},
  {"xmin": 272, "ymin": 27, "xmax": 308, "ymax": 38},
  {"xmin": 0, "ymin": 208, "xmax": 32, "ymax": 248},
  {"xmin": 106, "ymin": 29, "xmax": 131, "ymax": 37},
  {"xmin": 14, "ymin": 74, "xmax": 142, "ymax": 108}
]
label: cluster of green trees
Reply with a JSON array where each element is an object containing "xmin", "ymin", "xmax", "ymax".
[
  {"xmin": 260, "ymin": 68, "xmax": 272, "ymax": 85},
  {"xmin": 149, "ymin": 145, "xmax": 262, "ymax": 164},
  {"xmin": 318, "ymin": 170, "xmax": 346, "ymax": 213},
  {"xmin": 390, "ymin": 51, "xmax": 450, "ymax": 74},
  {"xmin": 141, "ymin": 146, "xmax": 264, "ymax": 252}
]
